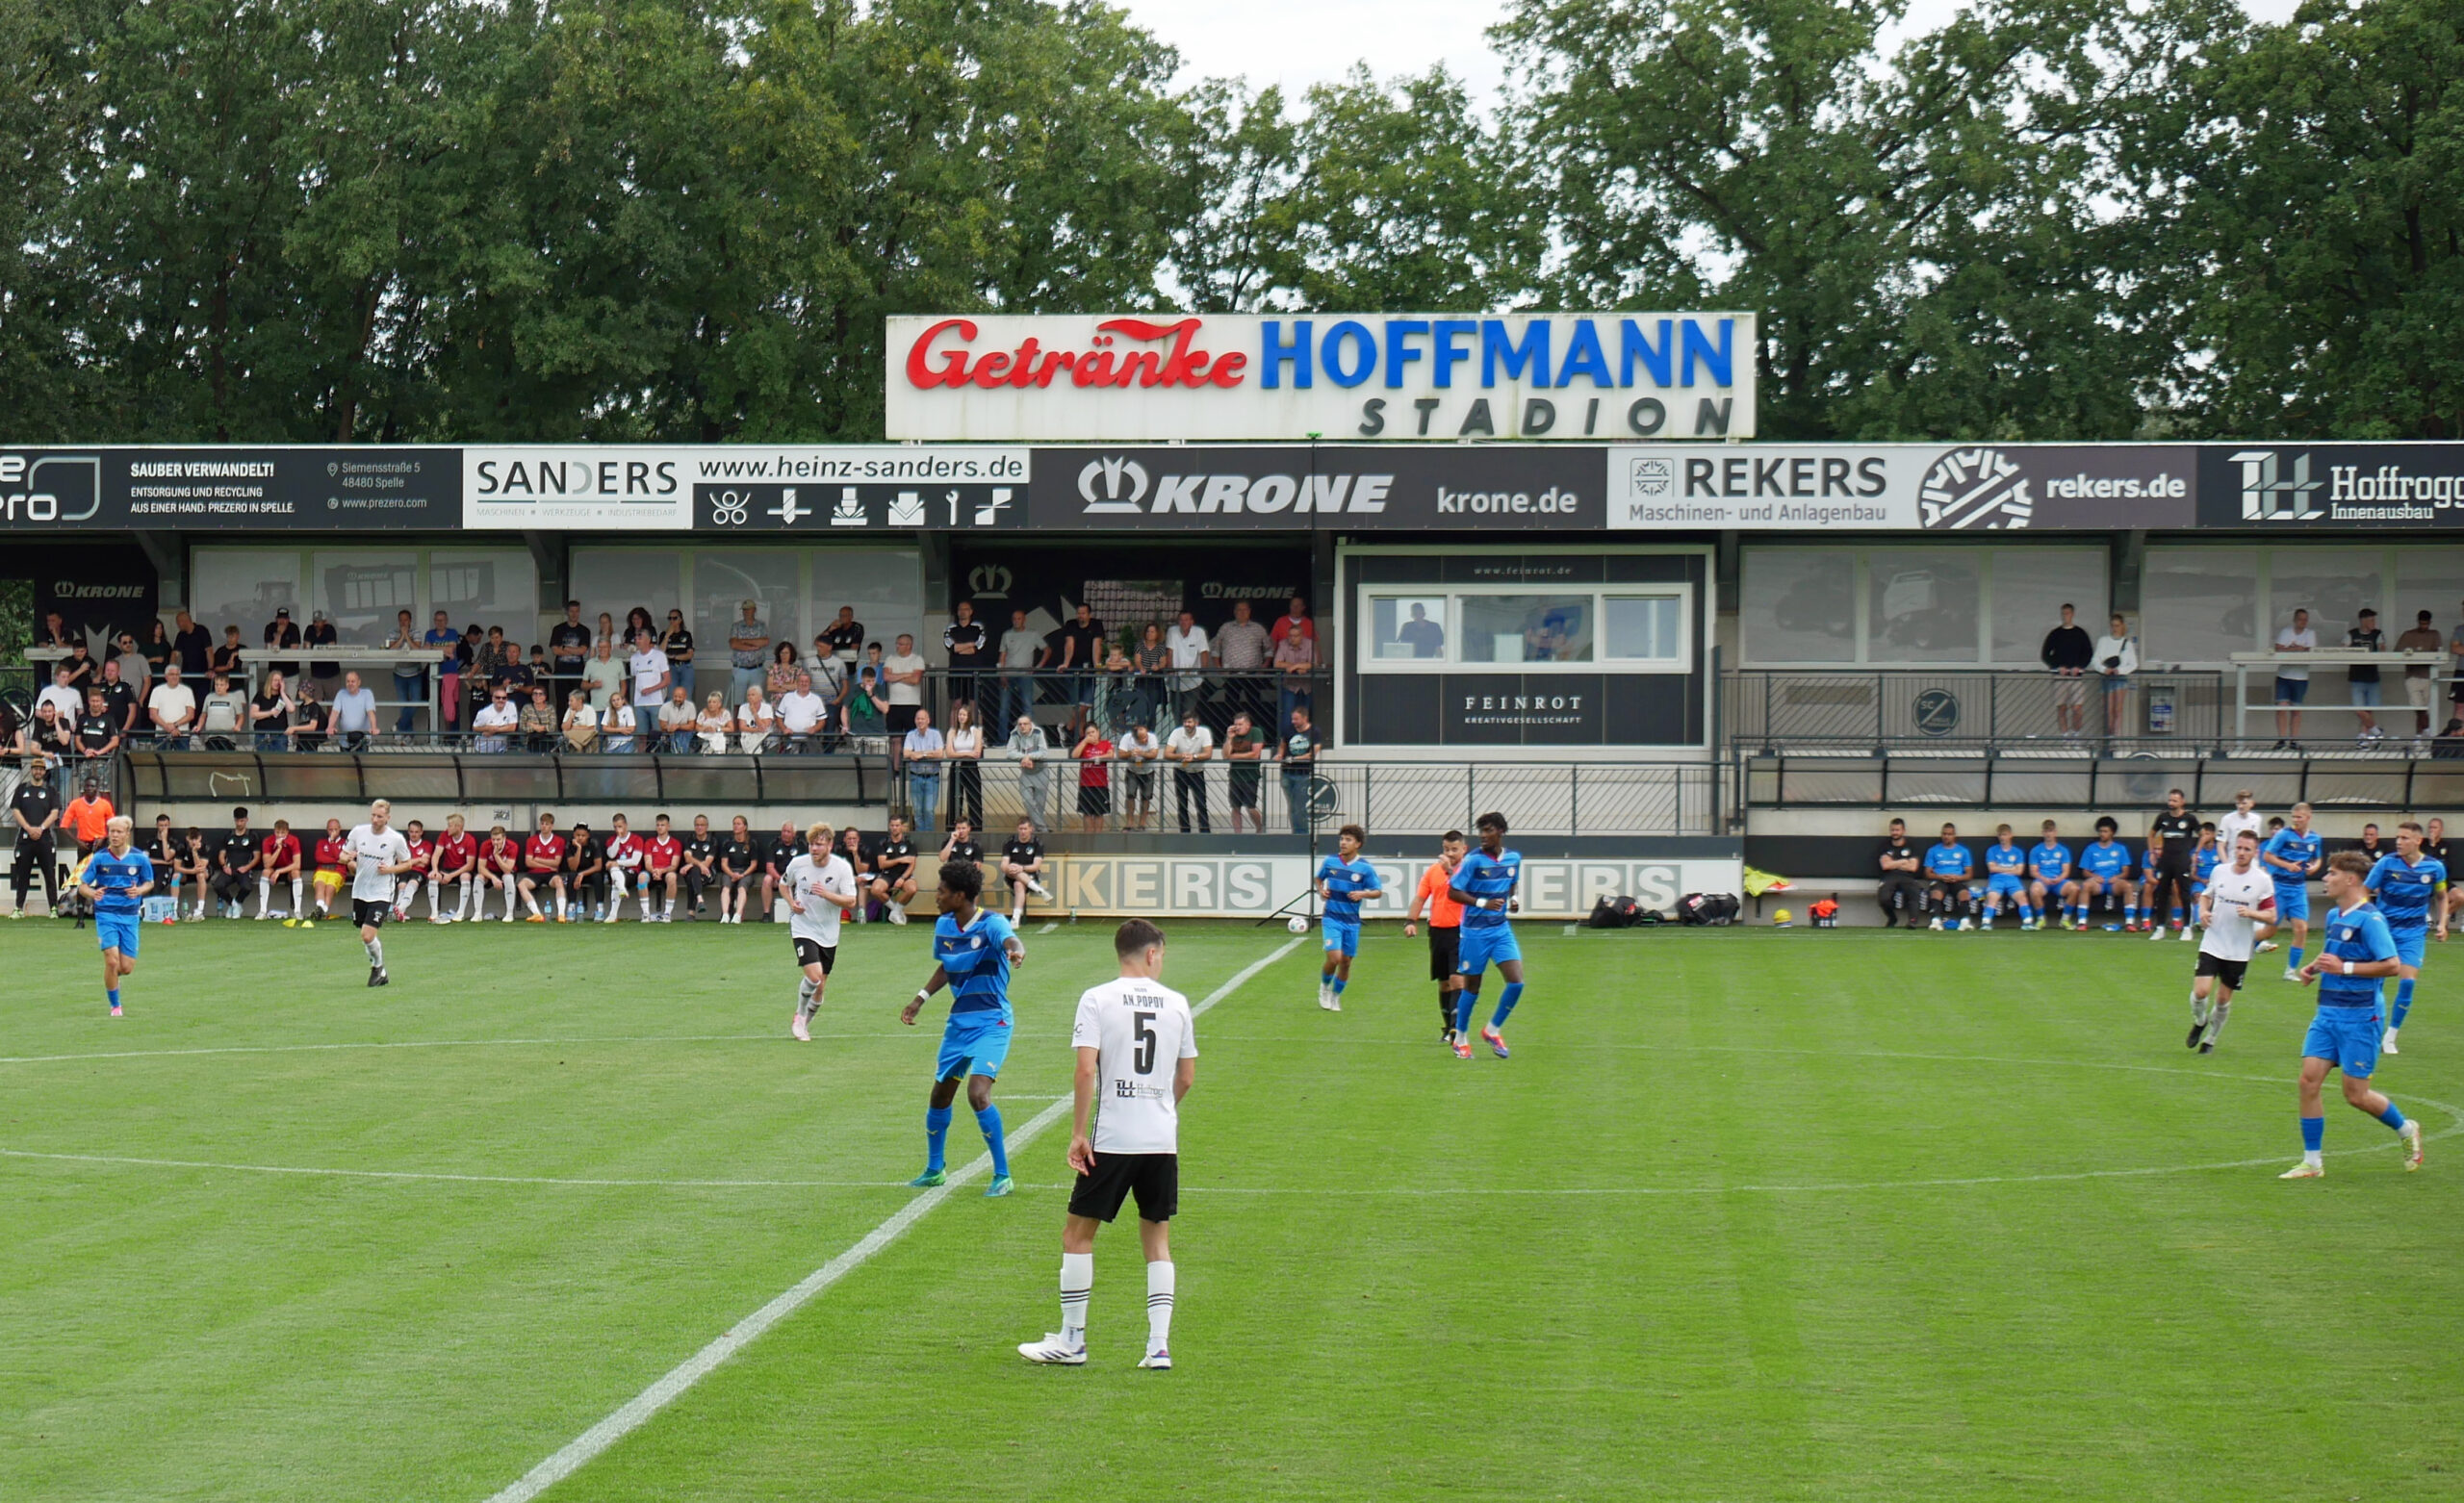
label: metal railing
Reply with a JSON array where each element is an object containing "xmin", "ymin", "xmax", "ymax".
[
  {"xmin": 1737, "ymin": 748, "xmax": 2464, "ymax": 812},
  {"xmin": 1723, "ymin": 668, "xmax": 2238, "ymax": 752}
]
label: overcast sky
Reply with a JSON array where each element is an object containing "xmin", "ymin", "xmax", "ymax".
[{"xmin": 1116, "ymin": 0, "xmax": 2306, "ymax": 102}]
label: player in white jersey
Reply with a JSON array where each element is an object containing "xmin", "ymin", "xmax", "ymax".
[
  {"xmin": 346, "ymin": 800, "xmax": 418, "ymax": 988},
  {"xmin": 783, "ymin": 821, "xmax": 860, "ymax": 1042},
  {"xmin": 1019, "ymin": 919, "xmax": 1196, "ymax": 1371},
  {"xmin": 2215, "ymin": 788, "xmax": 2264, "ymax": 854},
  {"xmin": 2189, "ymin": 828, "xmax": 2276, "ymax": 1053}
]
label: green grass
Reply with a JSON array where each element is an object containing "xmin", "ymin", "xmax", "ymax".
[{"xmin": 4, "ymin": 915, "xmax": 2462, "ymax": 1501}]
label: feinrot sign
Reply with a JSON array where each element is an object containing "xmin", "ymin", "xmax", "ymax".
[{"xmin": 886, "ymin": 313, "xmax": 1758, "ymax": 442}]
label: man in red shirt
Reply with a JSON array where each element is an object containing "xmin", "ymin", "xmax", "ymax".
[
  {"xmin": 395, "ymin": 819, "xmax": 434, "ymax": 922},
  {"xmin": 1269, "ymin": 596, "xmax": 1315, "ymax": 648},
  {"xmin": 257, "ymin": 819, "xmax": 303, "ymax": 922},
  {"xmin": 432, "ymin": 813, "xmax": 478, "ymax": 923},
  {"xmin": 295, "ymin": 817, "xmax": 348, "ymax": 928},
  {"xmin": 1403, "ymin": 829, "xmax": 1470, "ymax": 1045},
  {"xmin": 642, "ymin": 812, "xmax": 682, "ymax": 921},
  {"xmin": 519, "ymin": 812, "xmax": 569, "ymax": 921},
  {"xmin": 479, "ymin": 824, "xmax": 522, "ymax": 922},
  {"xmin": 602, "ymin": 813, "xmax": 642, "ymax": 923}
]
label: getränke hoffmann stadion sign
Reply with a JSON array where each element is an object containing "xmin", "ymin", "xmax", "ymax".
[{"xmin": 886, "ymin": 313, "xmax": 1758, "ymax": 443}]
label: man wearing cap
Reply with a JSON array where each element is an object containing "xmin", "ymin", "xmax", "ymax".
[
  {"xmin": 730, "ymin": 599, "xmax": 770, "ymax": 705},
  {"xmin": 8, "ymin": 752, "xmax": 63, "ymax": 917},
  {"xmin": 2347, "ymin": 607, "xmax": 2386, "ymax": 744},
  {"xmin": 264, "ymin": 606, "xmax": 302, "ymax": 680},
  {"xmin": 302, "ymin": 607, "xmax": 341, "ymax": 690},
  {"xmin": 2398, "ymin": 608, "xmax": 2444, "ymax": 745}
]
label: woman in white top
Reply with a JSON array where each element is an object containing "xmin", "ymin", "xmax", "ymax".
[
  {"xmin": 697, "ymin": 691, "xmax": 734, "ymax": 753},
  {"xmin": 738, "ymin": 685, "xmax": 778, "ymax": 753},
  {"xmin": 561, "ymin": 688, "xmax": 601, "ymax": 752},
  {"xmin": 602, "ymin": 693, "xmax": 636, "ymax": 752},
  {"xmin": 2092, "ymin": 612, "xmax": 2140, "ymax": 741},
  {"xmin": 944, "ymin": 700, "xmax": 986, "ymax": 828}
]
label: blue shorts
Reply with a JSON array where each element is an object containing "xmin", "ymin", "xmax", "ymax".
[
  {"xmin": 1985, "ymin": 874, "xmax": 2025, "ymax": 898},
  {"xmin": 2274, "ymin": 676, "xmax": 2310, "ymax": 704},
  {"xmin": 96, "ymin": 911, "xmax": 140, "ymax": 957},
  {"xmin": 1322, "ymin": 918, "xmax": 1360, "ymax": 957},
  {"xmin": 2302, "ymin": 1005, "xmax": 2382, "ymax": 1078},
  {"xmin": 1455, "ymin": 924, "xmax": 1522, "ymax": 979},
  {"xmin": 2078, "ymin": 871, "xmax": 2126, "ymax": 894},
  {"xmin": 2393, "ymin": 927, "xmax": 2428, "ymax": 968},
  {"xmin": 936, "ymin": 1011, "xmax": 1014, "ymax": 1082},
  {"xmin": 2273, "ymin": 882, "xmax": 2310, "ymax": 922},
  {"xmin": 2350, "ymin": 679, "xmax": 2383, "ymax": 707}
]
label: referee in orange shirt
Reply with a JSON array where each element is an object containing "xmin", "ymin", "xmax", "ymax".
[{"xmin": 1402, "ymin": 829, "xmax": 1470, "ymax": 1045}]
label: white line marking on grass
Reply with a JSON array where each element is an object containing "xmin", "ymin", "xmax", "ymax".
[
  {"xmin": 1037, "ymin": 922, "xmax": 1059, "ymax": 933},
  {"xmin": 1562, "ymin": 923, "xmax": 1578, "ymax": 935},
  {"xmin": 478, "ymin": 935, "xmax": 1306, "ymax": 1503},
  {"xmin": 0, "ymin": 1033, "xmax": 858, "ymax": 1066}
]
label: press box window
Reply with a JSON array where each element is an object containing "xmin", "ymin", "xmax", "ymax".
[
  {"xmin": 1370, "ymin": 596, "xmax": 1450, "ymax": 659},
  {"xmin": 1604, "ymin": 595, "xmax": 1682, "ymax": 662},
  {"xmin": 1461, "ymin": 595, "xmax": 1594, "ymax": 664}
]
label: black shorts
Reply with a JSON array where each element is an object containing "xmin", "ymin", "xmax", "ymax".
[
  {"xmin": 1079, "ymin": 784, "xmax": 1112, "ymax": 816},
  {"xmin": 351, "ymin": 899, "xmax": 390, "ymax": 929},
  {"xmin": 723, "ymin": 871, "xmax": 756, "ymax": 891},
  {"xmin": 888, "ymin": 704, "xmax": 920, "ymax": 736},
  {"xmin": 1428, "ymin": 926, "xmax": 1460, "ymax": 981},
  {"xmin": 1066, "ymin": 1151, "xmax": 1178, "ymax": 1223},
  {"xmin": 2194, "ymin": 952, "xmax": 2248, "ymax": 989},
  {"xmin": 793, "ymin": 937, "xmax": 837, "ymax": 972}
]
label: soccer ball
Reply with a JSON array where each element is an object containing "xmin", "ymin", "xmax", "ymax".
[
  {"xmin": 1772, "ymin": 907, "xmax": 1793, "ymax": 927},
  {"xmin": 1287, "ymin": 915, "xmax": 1308, "ymax": 934}
]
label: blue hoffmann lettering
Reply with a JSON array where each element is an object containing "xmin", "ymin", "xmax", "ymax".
[{"xmin": 1260, "ymin": 317, "xmax": 1735, "ymax": 390}]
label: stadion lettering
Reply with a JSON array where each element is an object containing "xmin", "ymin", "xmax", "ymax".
[
  {"xmin": 1028, "ymin": 446, "xmax": 1604, "ymax": 529},
  {"xmin": 1027, "ymin": 853, "xmax": 1742, "ymax": 919},
  {"xmin": 886, "ymin": 313, "xmax": 1758, "ymax": 442},
  {"xmin": 1611, "ymin": 444, "xmax": 2195, "ymax": 530},
  {"xmin": 0, "ymin": 447, "xmax": 455, "ymax": 529},
  {"xmin": 2195, "ymin": 444, "xmax": 2464, "ymax": 527},
  {"xmin": 466, "ymin": 446, "xmax": 1028, "ymax": 529}
]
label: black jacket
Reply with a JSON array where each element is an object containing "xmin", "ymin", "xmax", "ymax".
[{"xmin": 2040, "ymin": 624, "xmax": 2093, "ymax": 672}]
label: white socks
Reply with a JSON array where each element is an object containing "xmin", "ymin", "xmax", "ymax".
[
  {"xmin": 639, "ymin": 890, "xmax": 654, "ymax": 918},
  {"xmin": 2206, "ymin": 1000, "xmax": 2230, "ymax": 1042},
  {"xmin": 363, "ymin": 936, "xmax": 383, "ymax": 968},
  {"xmin": 258, "ymin": 878, "xmax": 271, "ymax": 911},
  {"xmin": 292, "ymin": 878, "xmax": 304, "ymax": 914},
  {"xmin": 2190, "ymin": 989, "xmax": 2209, "ymax": 1026},
  {"xmin": 796, "ymin": 977, "xmax": 821, "ymax": 1021},
  {"xmin": 1060, "ymin": 1252, "xmax": 1091, "ymax": 1344},
  {"xmin": 1146, "ymin": 1261, "xmax": 1175, "ymax": 1352}
]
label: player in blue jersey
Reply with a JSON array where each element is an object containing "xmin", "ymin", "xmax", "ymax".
[
  {"xmin": 1314, "ymin": 823, "xmax": 1382, "ymax": 1012},
  {"xmin": 2191, "ymin": 824, "xmax": 2220, "ymax": 900},
  {"xmin": 900, "ymin": 859, "xmax": 1030, "ymax": 1197},
  {"xmin": 2283, "ymin": 852, "xmax": 2425, "ymax": 1177},
  {"xmin": 2026, "ymin": 821, "xmax": 2072, "ymax": 931},
  {"xmin": 1980, "ymin": 825, "xmax": 2031, "ymax": 930},
  {"xmin": 1920, "ymin": 824, "xmax": 1975, "ymax": 930},
  {"xmin": 74, "ymin": 815, "xmax": 155, "ymax": 1017},
  {"xmin": 2365, "ymin": 820, "xmax": 2448, "ymax": 1056},
  {"xmin": 2261, "ymin": 802, "xmax": 2323, "ymax": 980},
  {"xmin": 2071, "ymin": 818, "xmax": 2136, "ymax": 930},
  {"xmin": 1446, "ymin": 811, "xmax": 1524, "ymax": 1060}
]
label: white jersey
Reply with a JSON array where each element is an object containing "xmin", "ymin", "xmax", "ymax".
[
  {"xmin": 783, "ymin": 852, "xmax": 855, "ymax": 947},
  {"xmin": 2200, "ymin": 861, "xmax": 2274, "ymax": 962},
  {"xmin": 346, "ymin": 824, "xmax": 412, "ymax": 903},
  {"xmin": 2217, "ymin": 808, "xmax": 2265, "ymax": 853},
  {"xmin": 1070, "ymin": 976, "xmax": 1197, "ymax": 1155}
]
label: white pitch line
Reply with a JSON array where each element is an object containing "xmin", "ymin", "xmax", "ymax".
[
  {"xmin": 0, "ymin": 1034, "xmax": 783, "ymax": 1067},
  {"xmin": 1037, "ymin": 922, "xmax": 1059, "ymax": 933},
  {"xmin": 478, "ymin": 935, "xmax": 1306, "ymax": 1503}
]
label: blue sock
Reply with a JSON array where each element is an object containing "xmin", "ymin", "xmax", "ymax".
[
  {"xmin": 2289, "ymin": 946, "xmax": 2304, "ymax": 970},
  {"xmin": 1491, "ymin": 981, "xmax": 1525, "ymax": 1029},
  {"xmin": 2393, "ymin": 979, "xmax": 2416, "ymax": 1030},
  {"xmin": 925, "ymin": 1107, "xmax": 952, "ymax": 1173},
  {"xmin": 106, "ymin": 987, "xmax": 118, "ymax": 1008},
  {"xmin": 2019, "ymin": 904, "xmax": 2034, "ymax": 923},
  {"xmin": 976, "ymin": 1105, "xmax": 1009, "ymax": 1178},
  {"xmin": 2301, "ymin": 1115, "xmax": 2325, "ymax": 1152},
  {"xmin": 1453, "ymin": 990, "xmax": 1479, "ymax": 1033},
  {"xmin": 1330, "ymin": 977, "xmax": 1348, "ymax": 997},
  {"xmin": 2377, "ymin": 1100, "xmax": 2407, "ymax": 1133}
]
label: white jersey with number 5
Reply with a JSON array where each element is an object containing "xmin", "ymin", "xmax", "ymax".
[
  {"xmin": 2201, "ymin": 862, "xmax": 2274, "ymax": 962},
  {"xmin": 1071, "ymin": 977, "xmax": 1197, "ymax": 1155},
  {"xmin": 783, "ymin": 852, "xmax": 855, "ymax": 947},
  {"xmin": 346, "ymin": 824, "xmax": 411, "ymax": 904}
]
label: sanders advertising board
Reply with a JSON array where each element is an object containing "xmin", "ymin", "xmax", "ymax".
[
  {"xmin": 463, "ymin": 446, "xmax": 1028, "ymax": 529},
  {"xmin": 886, "ymin": 313, "xmax": 1758, "ymax": 442},
  {"xmin": 2195, "ymin": 444, "xmax": 2464, "ymax": 527},
  {"xmin": 1027, "ymin": 445, "xmax": 1605, "ymax": 529},
  {"xmin": 1610, "ymin": 444, "xmax": 2196, "ymax": 529},
  {"xmin": 0, "ymin": 447, "xmax": 456, "ymax": 529}
]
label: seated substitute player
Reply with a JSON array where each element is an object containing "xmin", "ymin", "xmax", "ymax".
[
  {"xmin": 346, "ymin": 801, "xmax": 417, "ymax": 988},
  {"xmin": 1019, "ymin": 918, "xmax": 1195, "ymax": 1370},
  {"xmin": 2365, "ymin": 820, "xmax": 2447, "ymax": 1056},
  {"xmin": 478, "ymin": 823, "xmax": 523, "ymax": 922},
  {"xmin": 1448, "ymin": 811, "xmax": 1526, "ymax": 1060},
  {"xmin": 642, "ymin": 813, "xmax": 684, "ymax": 921},
  {"xmin": 898, "ymin": 859, "xmax": 1029, "ymax": 1197},
  {"xmin": 2282, "ymin": 851, "xmax": 2425, "ymax": 1177},
  {"xmin": 518, "ymin": 812, "xmax": 569, "ymax": 922},
  {"xmin": 297, "ymin": 817, "xmax": 346, "ymax": 928},
  {"xmin": 783, "ymin": 822, "xmax": 860, "ymax": 1042},
  {"xmin": 1403, "ymin": 830, "xmax": 1468, "ymax": 1043},
  {"xmin": 2027, "ymin": 821, "xmax": 2073, "ymax": 930},
  {"xmin": 77, "ymin": 816, "xmax": 153, "ymax": 1017},
  {"xmin": 2072, "ymin": 818, "xmax": 2136, "ymax": 930},
  {"xmin": 142, "ymin": 815, "xmax": 187, "ymax": 921},
  {"xmin": 603, "ymin": 813, "xmax": 642, "ymax": 923},
  {"xmin": 392, "ymin": 819, "xmax": 433, "ymax": 922},
  {"xmin": 2188, "ymin": 828, "xmax": 2275, "ymax": 1052},
  {"xmin": 718, "ymin": 814, "xmax": 760, "ymax": 925},
  {"xmin": 2190, "ymin": 823, "xmax": 2220, "ymax": 913},
  {"xmin": 759, "ymin": 818, "xmax": 805, "ymax": 925},
  {"xmin": 680, "ymin": 814, "xmax": 719, "ymax": 920},
  {"xmin": 432, "ymin": 813, "xmax": 478, "ymax": 923},
  {"xmin": 1921, "ymin": 823, "xmax": 1975, "ymax": 931},
  {"xmin": 257, "ymin": 818, "xmax": 303, "ymax": 922},
  {"xmin": 176, "ymin": 825, "xmax": 212, "ymax": 921},
  {"xmin": 868, "ymin": 816, "xmax": 919, "ymax": 926},
  {"xmin": 1000, "ymin": 819, "xmax": 1048, "ymax": 927},
  {"xmin": 1314, "ymin": 823, "xmax": 1382, "ymax": 1011},
  {"xmin": 213, "ymin": 807, "xmax": 261, "ymax": 920},
  {"xmin": 564, "ymin": 821, "xmax": 606, "ymax": 921},
  {"xmin": 2262, "ymin": 802, "xmax": 2325, "ymax": 979},
  {"xmin": 1980, "ymin": 825, "xmax": 2030, "ymax": 931}
]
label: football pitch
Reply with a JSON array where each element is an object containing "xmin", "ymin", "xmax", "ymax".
[{"xmin": 5, "ymin": 917, "xmax": 2462, "ymax": 1502}]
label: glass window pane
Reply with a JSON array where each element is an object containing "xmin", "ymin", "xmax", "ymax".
[
  {"xmin": 695, "ymin": 548, "xmax": 806, "ymax": 675},
  {"xmin": 808, "ymin": 548, "xmax": 923, "ymax": 662},
  {"xmin": 1604, "ymin": 596, "xmax": 1681, "ymax": 660},
  {"xmin": 2395, "ymin": 548, "xmax": 2464, "ymax": 646},
  {"xmin": 309, "ymin": 550, "xmax": 419, "ymax": 647},
  {"xmin": 2269, "ymin": 548, "xmax": 2382, "ymax": 650},
  {"xmin": 2142, "ymin": 548, "xmax": 2259, "ymax": 665},
  {"xmin": 1740, "ymin": 549, "xmax": 1854, "ymax": 663},
  {"xmin": 191, "ymin": 548, "xmax": 302, "ymax": 638},
  {"xmin": 1459, "ymin": 595, "xmax": 1592, "ymax": 663},
  {"xmin": 1865, "ymin": 550, "xmax": 1981, "ymax": 663},
  {"xmin": 571, "ymin": 548, "xmax": 682, "ymax": 651},
  {"xmin": 1989, "ymin": 548, "xmax": 2107, "ymax": 665},
  {"xmin": 1371, "ymin": 596, "xmax": 1449, "ymax": 660},
  {"xmin": 428, "ymin": 548, "xmax": 537, "ymax": 645}
]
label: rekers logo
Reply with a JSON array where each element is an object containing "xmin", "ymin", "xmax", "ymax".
[
  {"xmin": 2234, "ymin": 449, "xmax": 2324, "ymax": 521},
  {"xmin": 1076, "ymin": 457, "xmax": 1392, "ymax": 517},
  {"xmin": 1918, "ymin": 447, "xmax": 2032, "ymax": 529},
  {"xmin": 0, "ymin": 454, "xmax": 102, "ymax": 522}
]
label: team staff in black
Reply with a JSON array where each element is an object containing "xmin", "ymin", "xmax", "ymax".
[
  {"xmin": 680, "ymin": 814, "xmax": 720, "ymax": 919},
  {"xmin": 940, "ymin": 819, "xmax": 985, "ymax": 868},
  {"xmin": 143, "ymin": 814, "xmax": 189, "ymax": 914},
  {"xmin": 9, "ymin": 752, "xmax": 63, "ymax": 917},
  {"xmin": 565, "ymin": 822, "xmax": 608, "ymax": 920},
  {"xmin": 208, "ymin": 807, "xmax": 261, "ymax": 918},
  {"xmin": 1877, "ymin": 818, "xmax": 1926, "ymax": 926},
  {"xmin": 2145, "ymin": 788, "xmax": 2200, "ymax": 938},
  {"xmin": 943, "ymin": 600, "xmax": 988, "ymax": 723},
  {"xmin": 868, "ymin": 815, "xmax": 918, "ymax": 926},
  {"xmin": 761, "ymin": 820, "xmax": 807, "ymax": 924},
  {"xmin": 718, "ymin": 815, "xmax": 760, "ymax": 924},
  {"xmin": 1000, "ymin": 819, "xmax": 1046, "ymax": 925}
]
